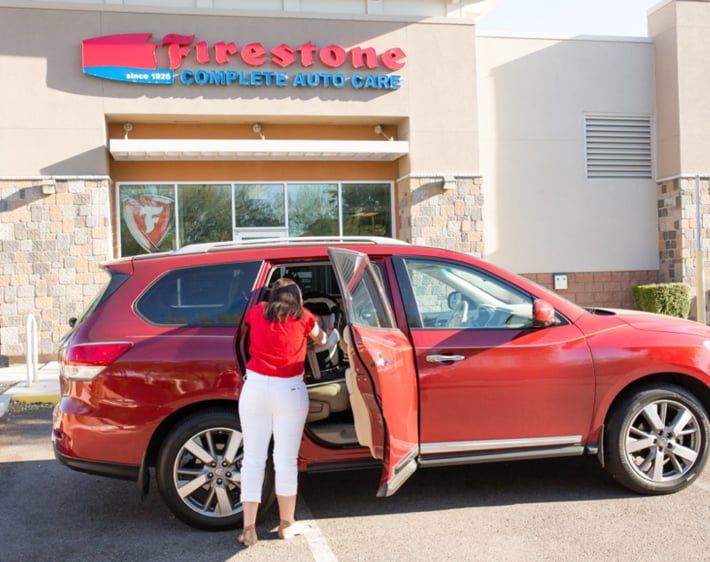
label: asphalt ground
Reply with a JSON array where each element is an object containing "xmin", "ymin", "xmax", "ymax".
[{"xmin": 1, "ymin": 407, "xmax": 709, "ymax": 561}]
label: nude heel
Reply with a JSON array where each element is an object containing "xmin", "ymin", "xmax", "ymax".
[
  {"xmin": 239, "ymin": 525, "xmax": 258, "ymax": 547},
  {"xmin": 277, "ymin": 520, "xmax": 294, "ymax": 540}
]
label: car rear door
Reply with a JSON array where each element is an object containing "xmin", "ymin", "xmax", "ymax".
[{"xmin": 328, "ymin": 247, "xmax": 419, "ymax": 497}]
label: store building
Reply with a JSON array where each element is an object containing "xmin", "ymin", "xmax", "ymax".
[{"xmin": 0, "ymin": 0, "xmax": 708, "ymax": 362}]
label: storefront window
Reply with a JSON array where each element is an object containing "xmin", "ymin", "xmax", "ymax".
[
  {"xmin": 178, "ymin": 184, "xmax": 232, "ymax": 246},
  {"xmin": 118, "ymin": 181, "xmax": 394, "ymax": 256},
  {"xmin": 234, "ymin": 184, "xmax": 285, "ymax": 227},
  {"xmin": 287, "ymin": 183, "xmax": 339, "ymax": 237},
  {"xmin": 342, "ymin": 183, "xmax": 392, "ymax": 237},
  {"xmin": 119, "ymin": 184, "xmax": 176, "ymax": 257}
]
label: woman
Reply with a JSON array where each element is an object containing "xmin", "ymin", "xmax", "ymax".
[{"xmin": 238, "ymin": 278, "xmax": 328, "ymax": 547}]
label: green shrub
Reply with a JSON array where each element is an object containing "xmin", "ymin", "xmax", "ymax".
[{"xmin": 632, "ymin": 283, "xmax": 691, "ymax": 318}]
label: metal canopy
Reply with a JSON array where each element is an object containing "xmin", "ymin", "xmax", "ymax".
[{"xmin": 109, "ymin": 138, "xmax": 409, "ymax": 161}]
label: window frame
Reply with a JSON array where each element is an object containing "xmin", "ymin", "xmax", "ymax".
[
  {"xmin": 115, "ymin": 180, "xmax": 395, "ymax": 258},
  {"xmin": 392, "ymin": 256, "xmax": 568, "ymax": 331},
  {"xmin": 263, "ymin": 256, "xmax": 397, "ymax": 331},
  {"xmin": 133, "ymin": 260, "xmax": 263, "ymax": 328}
]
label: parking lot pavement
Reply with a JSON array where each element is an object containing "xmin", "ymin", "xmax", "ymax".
[{"xmin": 2, "ymin": 407, "xmax": 709, "ymax": 562}]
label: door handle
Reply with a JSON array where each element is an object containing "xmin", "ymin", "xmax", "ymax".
[
  {"xmin": 375, "ymin": 357, "xmax": 388, "ymax": 367},
  {"xmin": 426, "ymin": 354, "xmax": 465, "ymax": 364}
]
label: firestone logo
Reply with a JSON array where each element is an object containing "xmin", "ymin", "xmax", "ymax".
[{"xmin": 81, "ymin": 33, "xmax": 406, "ymax": 90}]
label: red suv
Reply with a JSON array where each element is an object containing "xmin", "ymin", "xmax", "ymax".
[{"xmin": 53, "ymin": 237, "xmax": 710, "ymax": 530}]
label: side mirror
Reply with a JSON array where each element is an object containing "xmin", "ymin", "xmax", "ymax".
[
  {"xmin": 532, "ymin": 300, "xmax": 556, "ymax": 328},
  {"xmin": 447, "ymin": 291, "xmax": 463, "ymax": 310},
  {"xmin": 68, "ymin": 317, "xmax": 77, "ymax": 328}
]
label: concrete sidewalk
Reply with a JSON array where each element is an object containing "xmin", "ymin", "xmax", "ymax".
[{"xmin": 0, "ymin": 361, "xmax": 60, "ymax": 418}]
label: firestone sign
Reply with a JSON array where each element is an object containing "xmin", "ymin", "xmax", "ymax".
[{"xmin": 82, "ymin": 33, "xmax": 405, "ymax": 90}]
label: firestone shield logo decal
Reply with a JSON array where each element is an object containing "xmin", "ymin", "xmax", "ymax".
[
  {"xmin": 123, "ymin": 195, "xmax": 173, "ymax": 252},
  {"xmin": 81, "ymin": 33, "xmax": 405, "ymax": 90},
  {"xmin": 82, "ymin": 33, "xmax": 173, "ymax": 85}
]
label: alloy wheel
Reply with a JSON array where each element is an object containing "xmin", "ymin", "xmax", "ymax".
[
  {"xmin": 624, "ymin": 399, "xmax": 701, "ymax": 483},
  {"xmin": 172, "ymin": 427, "xmax": 243, "ymax": 518}
]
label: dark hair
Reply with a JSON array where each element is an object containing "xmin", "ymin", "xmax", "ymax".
[{"xmin": 264, "ymin": 278, "xmax": 303, "ymax": 322}]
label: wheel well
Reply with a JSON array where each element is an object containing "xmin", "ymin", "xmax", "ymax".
[
  {"xmin": 144, "ymin": 399, "xmax": 238, "ymax": 468},
  {"xmin": 604, "ymin": 373, "xmax": 710, "ymax": 427}
]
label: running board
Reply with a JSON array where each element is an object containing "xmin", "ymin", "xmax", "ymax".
[{"xmin": 418, "ymin": 445, "xmax": 585, "ymax": 468}]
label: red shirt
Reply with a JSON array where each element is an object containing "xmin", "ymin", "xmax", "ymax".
[{"xmin": 244, "ymin": 302, "xmax": 317, "ymax": 378}]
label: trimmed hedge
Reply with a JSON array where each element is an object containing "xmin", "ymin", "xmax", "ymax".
[{"xmin": 632, "ymin": 283, "xmax": 691, "ymax": 319}]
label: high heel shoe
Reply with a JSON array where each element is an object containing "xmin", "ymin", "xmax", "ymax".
[{"xmin": 239, "ymin": 525, "xmax": 258, "ymax": 547}]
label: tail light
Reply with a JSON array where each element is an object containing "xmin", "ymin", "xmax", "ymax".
[{"xmin": 60, "ymin": 342, "xmax": 133, "ymax": 380}]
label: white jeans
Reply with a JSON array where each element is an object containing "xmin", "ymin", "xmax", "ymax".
[{"xmin": 239, "ymin": 369, "xmax": 309, "ymax": 502}]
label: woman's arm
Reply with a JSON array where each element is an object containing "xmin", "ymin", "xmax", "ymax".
[{"xmin": 309, "ymin": 322, "xmax": 328, "ymax": 346}]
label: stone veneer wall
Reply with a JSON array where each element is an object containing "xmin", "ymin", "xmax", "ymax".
[
  {"xmin": 397, "ymin": 177, "xmax": 485, "ymax": 256},
  {"xmin": 656, "ymin": 176, "xmax": 710, "ymax": 318},
  {"xmin": 0, "ymin": 178, "xmax": 112, "ymax": 363},
  {"xmin": 522, "ymin": 270, "xmax": 659, "ymax": 309}
]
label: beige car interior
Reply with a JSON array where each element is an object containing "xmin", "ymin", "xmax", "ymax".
[{"xmin": 263, "ymin": 262, "xmax": 375, "ymax": 449}]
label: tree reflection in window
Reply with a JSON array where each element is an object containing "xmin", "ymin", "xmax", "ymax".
[
  {"xmin": 234, "ymin": 184, "xmax": 285, "ymax": 227},
  {"xmin": 288, "ymin": 183, "xmax": 339, "ymax": 236},
  {"xmin": 341, "ymin": 183, "xmax": 391, "ymax": 237}
]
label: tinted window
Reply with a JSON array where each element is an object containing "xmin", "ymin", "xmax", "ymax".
[
  {"xmin": 401, "ymin": 259, "xmax": 534, "ymax": 329},
  {"xmin": 137, "ymin": 262, "xmax": 261, "ymax": 326},
  {"xmin": 349, "ymin": 267, "xmax": 394, "ymax": 329},
  {"xmin": 76, "ymin": 269, "xmax": 129, "ymax": 327}
]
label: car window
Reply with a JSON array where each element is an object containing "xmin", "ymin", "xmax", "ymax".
[
  {"xmin": 349, "ymin": 266, "xmax": 394, "ymax": 329},
  {"xmin": 401, "ymin": 258, "xmax": 534, "ymax": 329},
  {"xmin": 137, "ymin": 261, "xmax": 261, "ymax": 326}
]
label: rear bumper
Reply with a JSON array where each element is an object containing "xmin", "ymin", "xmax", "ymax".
[
  {"xmin": 54, "ymin": 447, "xmax": 139, "ymax": 481},
  {"xmin": 52, "ymin": 395, "xmax": 155, "ymax": 467}
]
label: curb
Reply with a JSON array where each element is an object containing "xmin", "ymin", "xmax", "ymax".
[
  {"xmin": 10, "ymin": 393, "xmax": 61, "ymax": 404},
  {"xmin": 0, "ymin": 392, "xmax": 61, "ymax": 421}
]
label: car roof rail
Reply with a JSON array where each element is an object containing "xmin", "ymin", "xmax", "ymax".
[{"xmin": 172, "ymin": 236, "xmax": 410, "ymax": 255}]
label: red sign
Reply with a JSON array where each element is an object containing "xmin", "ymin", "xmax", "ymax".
[
  {"xmin": 82, "ymin": 33, "xmax": 406, "ymax": 73},
  {"xmin": 123, "ymin": 195, "xmax": 173, "ymax": 252}
]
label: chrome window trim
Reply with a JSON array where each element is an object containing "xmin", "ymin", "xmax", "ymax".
[{"xmin": 420, "ymin": 435, "xmax": 583, "ymax": 456}]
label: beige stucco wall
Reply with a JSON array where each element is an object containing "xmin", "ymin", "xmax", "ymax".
[
  {"xmin": 0, "ymin": 5, "xmax": 479, "ymax": 178},
  {"xmin": 477, "ymin": 34, "xmax": 658, "ymax": 273},
  {"xmin": 650, "ymin": 0, "xmax": 710, "ymax": 178}
]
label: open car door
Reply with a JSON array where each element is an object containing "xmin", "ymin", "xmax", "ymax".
[{"xmin": 328, "ymin": 247, "xmax": 419, "ymax": 497}]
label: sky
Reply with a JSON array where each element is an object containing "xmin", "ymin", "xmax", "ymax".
[{"xmin": 476, "ymin": 0, "xmax": 662, "ymax": 37}]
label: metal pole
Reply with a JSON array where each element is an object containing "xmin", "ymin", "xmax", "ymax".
[
  {"xmin": 25, "ymin": 314, "xmax": 38, "ymax": 386},
  {"xmin": 695, "ymin": 175, "xmax": 706, "ymax": 324}
]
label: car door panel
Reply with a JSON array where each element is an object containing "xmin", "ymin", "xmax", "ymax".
[
  {"xmin": 393, "ymin": 256, "xmax": 595, "ymax": 452},
  {"xmin": 411, "ymin": 325, "xmax": 595, "ymax": 445},
  {"xmin": 329, "ymin": 248, "xmax": 419, "ymax": 496}
]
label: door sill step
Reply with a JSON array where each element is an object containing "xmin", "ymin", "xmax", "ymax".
[{"xmin": 418, "ymin": 445, "xmax": 585, "ymax": 468}]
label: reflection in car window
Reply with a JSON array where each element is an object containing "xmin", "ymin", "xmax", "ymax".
[
  {"xmin": 403, "ymin": 259, "xmax": 534, "ymax": 329},
  {"xmin": 350, "ymin": 268, "xmax": 394, "ymax": 329},
  {"xmin": 137, "ymin": 262, "xmax": 261, "ymax": 326}
]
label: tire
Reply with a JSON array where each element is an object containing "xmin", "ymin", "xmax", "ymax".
[
  {"xmin": 156, "ymin": 408, "xmax": 275, "ymax": 531},
  {"xmin": 605, "ymin": 383, "xmax": 709, "ymax": 495}
]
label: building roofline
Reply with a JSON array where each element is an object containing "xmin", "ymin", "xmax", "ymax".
[
  {"xmin": 0, "ymin": 0, "xmax": 477, "ymax": 26},
  {"xmin": 476, "ymin": 31, "xmax": 652, "ymax": 44},
  {"xmin": 647, "ymin": 0, "xmax": 674, "ymax": 17}
]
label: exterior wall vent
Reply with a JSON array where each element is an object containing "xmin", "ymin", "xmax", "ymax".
[{"xmin": 584, "ymin": 114, "xmax": 652, "ymax": 179}]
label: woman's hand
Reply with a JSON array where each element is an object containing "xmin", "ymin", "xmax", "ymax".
[{"xmin": 309, "ymin": 323, "xmax": 328, "ymax": 347}]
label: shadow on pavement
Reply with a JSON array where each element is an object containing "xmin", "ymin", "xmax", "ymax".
[
  {"xmin": 298, "ymin": 455, "xmax": 637, "ymax": 520},
  {"xmin": 0, "ymin": 408, "xmax": 640, "ymax": 561}
]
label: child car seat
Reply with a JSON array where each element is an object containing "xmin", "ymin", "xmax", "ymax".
[
  {"xmin": 303, "ymin": 293, "xmax": 341, "ymax": 380},
  {"xmin": 303, "ymin": 293, "xmax": 348, "ymax": 423}
]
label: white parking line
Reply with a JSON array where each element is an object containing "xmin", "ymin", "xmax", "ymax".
[{"xmin": 298, "ymin": 496, "xmax": 338, "ymax": 562}]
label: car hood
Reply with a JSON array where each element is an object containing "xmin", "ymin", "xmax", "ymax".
[{"xmin": 592, "ymin": 308, "xmax": 710, "ymax": 338}]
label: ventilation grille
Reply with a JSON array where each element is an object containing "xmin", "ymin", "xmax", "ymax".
[{"xmin": 585, "ymin": 115, "xmax": 652, "ymax": 179}]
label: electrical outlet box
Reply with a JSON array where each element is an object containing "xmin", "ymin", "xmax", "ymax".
[{"xmin": 553, "ymin": 273, "xmax": 568, "ymax": 290}]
